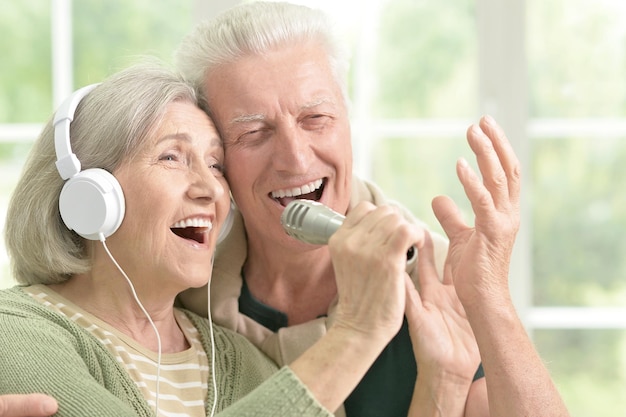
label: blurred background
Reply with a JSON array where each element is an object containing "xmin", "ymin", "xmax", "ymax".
[{"xmin": 1, "ymin": 0, "xmax": 625, "ymax": 415}]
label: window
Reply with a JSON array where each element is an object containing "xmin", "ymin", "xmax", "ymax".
[{"xmin": 1, "ymin": 1, "xmax": 624, "ymax": 414}]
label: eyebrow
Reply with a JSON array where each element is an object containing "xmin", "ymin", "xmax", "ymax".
[
  {"xmin": 229, "ymin": 97, "xmax": 336, "ymax": 125},
  {"xmin": 230, "ymin": 113, "xmax": 265, "ymax": 124},
  {"xmin": 302, "ymin": 97, "xmax": 335, "ymax": 109}
]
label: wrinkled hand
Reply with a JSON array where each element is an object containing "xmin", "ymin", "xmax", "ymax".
[
  {"xmin": 0, "ymin": 394, "xmax": 58, "ymax": 417},
  {"xmin": 404, "ymin": 230, "xmax": 480, "ymax": 384},
  {"xmin": 432, "ymin": 115, "xmax": 521, "ymax": 309},
  {"xmin": 329, "ymin": 202, "xmax": 425, "ymax": 342}
]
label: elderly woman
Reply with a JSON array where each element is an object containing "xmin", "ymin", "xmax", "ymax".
[{"xmin": 0, "ymin": 63, "xmax": 429, "ymax": 416}]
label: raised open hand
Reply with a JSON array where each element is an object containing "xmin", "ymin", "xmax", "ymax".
[{"xmin": 432, "ymin": 115, "xmax": 520, "ymax": 308}]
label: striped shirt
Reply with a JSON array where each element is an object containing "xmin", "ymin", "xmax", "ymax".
[{"xmin": 25, "ymin": 285, "xmax": 209, "ymax": 417}]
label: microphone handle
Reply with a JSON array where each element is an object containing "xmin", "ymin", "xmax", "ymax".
[{"xmin": 282, "ymin": 200, "xmax": 417, "ymax": 272}]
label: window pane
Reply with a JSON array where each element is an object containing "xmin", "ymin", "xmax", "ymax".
[
  {"xmin": 535, "ymin": 329, "xmax": 626, "ymax": 417},
  {"xmin": 0, "ymin": 1, "xmax": 52, "ymax": 123},
  {"xmin": 528, "ymin": 0, "xmax": 626, "ymax": 118},
  {"xmin": 375, "ymin": 0, "xmax": 477, "ymax": 118},
  {"xmin": 73, "ymin": 0, "xmax": 193, "ymax": 84},
  {"xmin": 532, "ymin": 135, "xmax": 626, "ymax": 307},
  {"xmin": 529, "ymin": 0, "xmax": 626, "ymax": 307}
]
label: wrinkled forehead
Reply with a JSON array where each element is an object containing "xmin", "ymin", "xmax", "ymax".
[{"xmin": 202, "ymin": 46, "xmax": 345, "ymax": 125}]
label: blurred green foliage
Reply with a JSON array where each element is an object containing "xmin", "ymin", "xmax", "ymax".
[
  {"xmin": 375, "ymin": 0, "xmax": 476, "ymax": 118},
  {"xmin": 0, "ymin": 0, "xmax": 192, "ymax": 125},
  {"xmin": 0, "ymin": 1, "xmax": 52, "ymax": 124}
]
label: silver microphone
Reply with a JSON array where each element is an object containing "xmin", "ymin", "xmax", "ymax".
[{"xmin": 280, "ymin": 199, "xmax": 417, "ymax": 268}]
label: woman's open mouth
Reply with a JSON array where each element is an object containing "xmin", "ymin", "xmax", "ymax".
[{"xmin": 170, "ymin": 217, "xmax": 213, "ymax": 244}]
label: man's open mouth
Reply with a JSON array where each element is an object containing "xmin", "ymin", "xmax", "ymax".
[{"xmin": 271, "ymin": 178, "xmax": 326, "ymax": 207}]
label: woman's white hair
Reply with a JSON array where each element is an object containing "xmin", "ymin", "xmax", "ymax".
[
  {"xmin": 174, "ymin": 1, "xmax": 350, "ymax": 106},
  {"xmin": 5, "ymin": 61, "xmax": 202, "ymax": 285}
]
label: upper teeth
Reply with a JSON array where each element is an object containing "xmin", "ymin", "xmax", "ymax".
[
  {"xmin": 271, "ymin": 179, "xmax": 323, "ymax": 198},
  {"xmin": 171, "ymin": 218, "xmax": 213, "ymax": 229}
]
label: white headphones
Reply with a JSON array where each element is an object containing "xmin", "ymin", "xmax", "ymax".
[
  {"xmin": 53, "ymin": 84, "xmax": 125, "ymax": 241},
  {"xmin": 53, "ymin": 83, "xmax": 236, "ymax": 244}
]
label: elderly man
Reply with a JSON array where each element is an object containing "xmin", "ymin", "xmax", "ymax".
[{"xmin": 175, "ymin": 2, "xmax": 487, "ymax": 417}]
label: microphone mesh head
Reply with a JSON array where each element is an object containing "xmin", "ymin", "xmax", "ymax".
[
  {"xmin": 280, "ymin": 200, "xmax": 310, "ymax": 240},
  {"xmin": 281, "ymin": 199, "xmax": 343, "ymax": 245}
]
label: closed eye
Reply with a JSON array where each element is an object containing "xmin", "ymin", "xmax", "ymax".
[
  {"xmin": 235, "ymin": 128, "xmax": 272, "ymax": 146},
  {"xmin": 209, "ymin": 163, "xmax": 225, "ymax": 177},
  {"xmin": 302, "ymin": 114, "xmax": 332, "ymax": 130}
]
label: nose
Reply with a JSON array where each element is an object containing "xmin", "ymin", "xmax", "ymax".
[
  {"xmin": 188, "ymin": 163, "xmax": 226, "ymax": 203},
  {"xmin": 271, "ymin": 124, "xmax": 314, "ymax": 174}
]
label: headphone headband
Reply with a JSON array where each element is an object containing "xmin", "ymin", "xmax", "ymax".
[{"xmin": 53, "ymin": 83, "xmax": 100, "ymax": 180}]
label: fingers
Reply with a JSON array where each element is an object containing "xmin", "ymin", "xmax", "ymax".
[
  {"xmin": 478, "ymin": 115, "xmax": 521, "ymax": 205},
  {"xmin": 416, "ymin": 230, "xmax": 445, "ymax": 290},
  {"xmin": 404, "ymin": 274, "xmax": 422, "ymax": 317},
  {"xmin": 331, "ymin": 202, "xmax": 426, "ymax": 337},
  {"xmin": 431, "ymin": 195, "xmax": 467, "ymax": 241},
  {"xmin": 434, "ymin": 115, "xmax": 519, "ymax": 227},
  {"xmin": 0, "ymin": 394, "xmax": 58, "ymax": 417},
  {"xmin": 455, "ymin": 155, "xmax": 493, "ymax": 220},
  {"xmin": 465, "ymin": 115, "xmax": 521, "ymax": 213},
  {"xmin": 339, "ymin": 202, "xmax": 425, "ymax": 261},
  {"xmin": 336, "ymin": 202, "xmax": 425, "ymax": 282},
  {"xmin": 406, "ymin": 230, "xmax": 453, "ymax": 323}
]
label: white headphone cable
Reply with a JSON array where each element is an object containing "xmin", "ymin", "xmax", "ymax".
[
  {"xmin": 100, "ymin": 234, "xmax": 162, "ymax": 416},
  {"xmin": 208, "ymin": 254, "xmax": 218, "ymax": 417}
]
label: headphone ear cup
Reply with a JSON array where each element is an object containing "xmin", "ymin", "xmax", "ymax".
[
  {"xmin": 59, "ymin": 168, "xmax": 125, "ymax": 240},
  {"xmin": 216, "ymin": 199, "xmax": 236, "ymax": 245}
]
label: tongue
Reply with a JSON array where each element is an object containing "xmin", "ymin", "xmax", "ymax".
[{"xmin": 171, "ymin": 227, "xmax": 207, "ymax": 244}]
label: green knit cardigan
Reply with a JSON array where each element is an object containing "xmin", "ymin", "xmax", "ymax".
[{"xmin": 0, "ymin": 286, "xmax": 331, "ymax": 417}]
